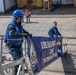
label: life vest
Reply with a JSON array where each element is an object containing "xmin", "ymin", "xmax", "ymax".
[
  {"xmin": 25, "ymin": 11, "xmax": 31, "ymax": 16},
  {"xmin": 5, "ymin": 20, "xmax": 23, "ymax": 46},
  {"xmin": 28, "ymin": 11, "xmax": 31, "ymax": 15}
]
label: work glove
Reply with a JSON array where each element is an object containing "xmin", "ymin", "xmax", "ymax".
[
  {"xmin": 22, "ymin": 33, "xmax": 28, "ymax": 38},
  {"xmin": 29, "ymin": 34, "xmax": 32, "ymax": 38}
]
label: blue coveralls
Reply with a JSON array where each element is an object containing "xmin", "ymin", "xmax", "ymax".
[
  {"xmin": 48, "ymin": 26, "xmax": 63, "ymax": 56},
  {"xmin": 48, "ymin": 26, "xmax": 61, "ymax": 36}
]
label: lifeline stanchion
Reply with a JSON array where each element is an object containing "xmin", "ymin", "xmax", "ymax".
[
  {"xmin": 17, "ymin": 65, "xmax": 22, "ymax": 75},
  {"xmin": 17, "ymin": 59, "xmax": 24, "ymax": 75},
  {"xmin": 0, "ymin": 36, "xmax": 3, "ymax": 74},
  {"xmin": 24, "ymin": 38, "xmax": 35, "ymax": 75},
  {"xmin": 62, "ymin": 37, "xmax": 68, "ymax": 54}
]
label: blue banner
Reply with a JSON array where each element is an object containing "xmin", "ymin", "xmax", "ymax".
[{"xmin": 27, "ymin": 36, "xmax": 63, "ymax": 74}]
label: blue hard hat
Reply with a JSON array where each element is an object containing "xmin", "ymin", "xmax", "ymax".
[{"xmin": 12, "ymin": 9, "xmax": 24, "ymax": 17}]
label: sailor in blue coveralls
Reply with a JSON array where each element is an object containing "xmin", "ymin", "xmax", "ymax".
[
  {"xmin": 5, "ymin": 9, "xmax": 32, "ymax": 75},
  {"xmin": 48, "ymin": 21, "xmax": 61, "ymax": 37},
  {"xmin": 48, "ymin": 21, "xmax": 63, "ymax": 56}
]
